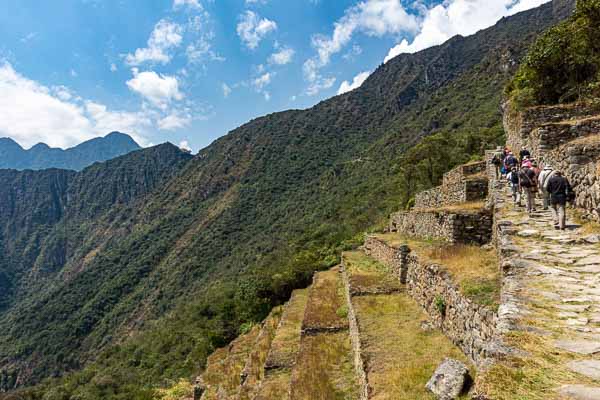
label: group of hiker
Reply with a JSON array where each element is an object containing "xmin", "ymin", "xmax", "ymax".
[{"xmin": 491, "ymin": 147, "xmax": 575, "ymax": 230}]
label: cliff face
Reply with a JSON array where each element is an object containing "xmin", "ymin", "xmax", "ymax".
[
  {"xmin": 0, "ymin": 132, "xmax": 141, "ymax": 171},
  {"xmin": 0, "ymin": 0, "xmax": 575, "ymax": 396}
]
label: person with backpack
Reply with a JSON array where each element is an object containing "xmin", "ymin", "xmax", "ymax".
[
  {"xmin": 507, "ymin": 167, "xmax": 521, "ymax": 205},
  {"xmin": 504, "ymin": 152, "xmax": 518, "ymax": 172},
  {"xmin": 519, "ymin": 164, "xmax": 537, "ymax": 214},
  {"xmin": 519, "ymin": 147, "xmax": 531, "ymax": 164},
  {"xmin": 538, "ymin": 165, "xmax": 555, "ymax": 210},
  {"xmin": 547, "ymin": 171, "xmax": 573, "ymax": 230},
  {"xmin": 491, "ymin": 150, "xmax": 504, "ymax": 178}
]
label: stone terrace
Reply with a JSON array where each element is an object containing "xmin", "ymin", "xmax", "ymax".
[{"xmin": 415, "ymin": 161, "xmax": 488, "ymax": 209}]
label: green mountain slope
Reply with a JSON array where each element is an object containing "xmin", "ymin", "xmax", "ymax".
[
  {"xmin": 0, "ymin": 1, "xmax": 573, "ymax": 398},
  {"xmin": 0, "ymin": 132, "xmax": 141, "ymax": 171}
]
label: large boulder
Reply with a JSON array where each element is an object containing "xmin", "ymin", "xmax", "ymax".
[{"xmin": 425, "ymin": 358, "xmax": 470, "ymax": 400}]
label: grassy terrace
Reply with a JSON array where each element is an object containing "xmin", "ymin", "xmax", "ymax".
[
  {"xmin": 413, "ymin": 201, "xmax": 487, "ymax": 214},
  {"xmin": 254, "ymin": 369, "xmax": 292, "ymax": 400},
  {"xmin": 373, "ymin": 233, "xmax": 501, "ymax": 309},
  {"xmin": 289, "ymin": 332, "xmax": 359, "ymax": 400},
  {"xmin": 301, "ymin": 268, "xmax": 348, "ymax": 332},
  {"xmin": 238, "ymin": 307, "xmax": 283, "ymax": 400},
  {"xmin": 200, "ymin": 324, "xmax": 262, "ymax": 399},
  {"xmin": 265, "ymin": 289, "xmax": 309, "ymax": 369},
  {"xmin": 354, "ymin": 293, "xmax": 472, "ymax": 400},
  {"xmin": 343, "ymin": 251, "xmax": 403, "ymax": 294}
]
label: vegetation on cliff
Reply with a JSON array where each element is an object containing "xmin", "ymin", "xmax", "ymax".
[
  {"xmin": 507, "ymin": 0, "xmax": 600, "ymax": 106},
  {"xmin": 0, "ymin": 2, "xmax": 572, "ymax": 399}
]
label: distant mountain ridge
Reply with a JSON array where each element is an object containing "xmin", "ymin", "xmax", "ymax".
[{"xmin": 0, "ymin": 132, "xmax": 141, "ymax": 171}]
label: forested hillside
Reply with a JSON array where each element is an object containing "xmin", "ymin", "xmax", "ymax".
[{"xmin": 0, "ymin": 1, "xmax": 574, "ymax": 398}]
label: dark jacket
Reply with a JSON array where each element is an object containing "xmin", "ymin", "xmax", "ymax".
[
  {"xmin": 505, "ymin": 155, "xmax": 518, "ymax": 168},
  {"xmin": 520, "ymin": 149, "xmax": 531, "ymax": 160},
  {"xmin": 519, "ymin": 168, "xmax": 536, "ymax": 188},
  {"xmin": 547, "ymin": 175, "xmax": 571, "ymax": 205}
]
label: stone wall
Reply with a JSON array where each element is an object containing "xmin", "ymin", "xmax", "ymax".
[
  {"xmin": 504, "ymin": 101, "xmax": 600, "ymax": 221},
  {"xmin": 504, "ymin": 101, "xmax": 600, "ymax": 160},
  {"xmin": 340, "ymin": 267, "xmax": 369, "ymax": 400},
  {"xmin": 389, "ymin": 209, "xmax": 493, "ymax": 245},
  {"xmin": 414, "ymin": 161, "xmax": 488, "ymax": 209},
  {"xmin": 406, "ymin": 254, "xmax": 498, "ymax": 366},
  {"xmin": 543, "ymin": 138, "xmax": 600, "ymax": 220},
  {"xmin": 363, "ymin": 236, "xmax": 498, "ymax": 366}
]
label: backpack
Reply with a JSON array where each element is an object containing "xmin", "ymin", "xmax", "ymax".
[
  {"xmin": 491, "ymin": 154, "xmax": 502, "ymax": 166},
  {"xmin": 519, "ymin": 170, "xmax": 533, "ymax": 187}
]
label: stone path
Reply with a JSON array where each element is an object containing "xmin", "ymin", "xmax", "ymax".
[{"xmin": 495, "ymin": 183, "xmax": 600, "ymax": 399}]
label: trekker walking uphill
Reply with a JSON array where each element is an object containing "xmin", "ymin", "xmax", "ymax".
[
  {"xmin": 547, "ymin": 171, "xmax": 573, "ymax": 230},
  {"xmin": 519, "ymin": 164, "xmax": 537, "ymax": 214},
  {"xmin": 538, "ymin": 165, "xmax": 555, "ymax": 211},
  {"xmin": 519, "ymin": 147, "xmax": 531, "ymax": 164},
  {"xmin": 491, "ymin": 149, "xmax": 504, "ymax": 179},
  {"xmin": 507, "ymin": 167, "xmax": 520, "ymax": 205}
]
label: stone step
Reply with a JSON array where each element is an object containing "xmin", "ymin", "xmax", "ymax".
[
  {"xmin": 342, "ymin": 250, "xmax": 473, "ymax": 399},
  {"xmin": 237, "ymin": 307, "xmax": 284, "ymax": 400},
  {"xmin": 254, "ymin": 288, "xmax": 310, "ymax": 400},
  {"xmin": 289, "ymin": 268, "xmax": 359, "ymax": 399},
  {"xmin": 200, "ymin": 323, "xmax": 263, "ymax": 400}
]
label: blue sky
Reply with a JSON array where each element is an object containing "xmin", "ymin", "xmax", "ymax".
[{"xmin": 0, "ymin": 0, "xmax": 548, "ymax": 152}]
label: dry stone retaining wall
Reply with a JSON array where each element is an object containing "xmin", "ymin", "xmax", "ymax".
[
  {"xmin": 363, "ymin": 236, "xmax": 498, "ymax": 366},
  {"xmin": 414, "ymin": 161, "xmax": 488, "ymax": 209},
  {"xmin": 389, "ymin": 209, "xmax": 493, "ymax": 245}
]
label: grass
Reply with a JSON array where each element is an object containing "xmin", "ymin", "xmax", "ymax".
[
  {"xmin": 373, "ymin": 234, "xmax": 500, "ymax": 308},
  {"xmin": 342, "ymin": 251, "xmax": 403, "ymax": 294},
  {"xmin": 414, "ymin": 201, "xmax": 487, "ymax": 214},
  {"xmin": 476, "ymin": 331, "xmax": 597, "ymax": 400},
  {"xmin": 154, "ymin": 378, "xmax": 195, "ymax": 400},
  {"xmin": 302, "ymin": 268, "xmax": 348, "ymax": 331},
  {"xmin": 289, "ymin": 332, "xmax": 359, "ymax": 400},
  {"xmin": 353, "ymin": 293, "xmax": 472, "ymax": 400},
  {"xmin": 418, "ymin": 244, "xmax": 501, "ymax": 309},
  {"xmin": 571, "ymin": 208, "xmax": 600, "ymax": 236},
  {"xmin": 238, "ymin": 306, "xmax": 283, "ymax": 400},
  {"xmin": 265, "ymin": 289, "xmax": 309, "ymax": 369},
  {"xmin": 200, "ymin": 324, "xmax": 262, "ymax": 399},
  {"xmin": 254, "ymin": 369, "xmax": 292, "ymax": 400}
]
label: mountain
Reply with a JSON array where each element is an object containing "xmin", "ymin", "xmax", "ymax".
[
  {"xmin": 0, "ymin": 132, "xmax": 141, "ymax": 171},
  {"xmin": 0, "ymin": 1, "xmax": 574, "ymax": 398}
]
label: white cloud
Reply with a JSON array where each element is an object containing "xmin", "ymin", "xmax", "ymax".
[
  {"xmin": 179, "ymin": 140, "xmax": 192, "ymax": 151},
  {"xmin": 157, "ymin": 111, "xmax": 192, "ymax": 130},
  {"xmin": 384, "ymin": 0, "xmax": 551, "ymax": 62},
  {"xmin": 252, "ymin": 72, "xmax": 271, "ymax": 90},
  {"xmin": 173, "ymin": 0, "xmax": 203, "ymax": 10},
  {"xmin": 303, "ymin": 0, "xmax": 417, "ymax": 94},
  {"xmin": 110, "ymin": 63, "xmax": 117, "ymax": 72},
  {"xmin": 337, "ymin": 70, "xmax": 371, "ymax": 95},
  {"xmin": 236, "ymin": 11, "xmax": 277, "ymax": 49},
  {"xmin": 0, "ymin": 62, "xmax": 150, "ymax": 148},
  {"xmin": 269, "ymin": 47, "xmax": 295, "ymax": 65},
  {"xmin": 306, "ymin": 76, "xmax": 336, "ymax": 96},
  {"xmin": 222, "ymin": 83, "xmax": 232, "ymax": 98},
  {"xmin": 126, "ymin": 68, "xmax": 183, "ymax": 108},
  {"xmin": 125, "ymin": 19, "xmax": 183, "ymax": 65}
]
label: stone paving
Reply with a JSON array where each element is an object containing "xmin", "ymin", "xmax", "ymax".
[{"xmin": 495, "ymin": 184, "xmax": 600, "ymax": 399}]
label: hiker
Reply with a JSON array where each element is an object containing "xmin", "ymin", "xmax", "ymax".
[
  {"xmin": 491, "ymin": 150, "xmax": 504, "ymax": 178},
  {"xmin": 519, "ymin": 164, "xmax": 537, "ymax": 214},
  {"xmin": 547, "ymin": 171, "xmax": 573, "ymax": 230},
  {"xmin": 507, "ymin": 167, "xmax": 521, "ymax": 205},
  {"xmin": 504, "ymin": 152, "xmax": 518, "ymax": 172},
  {"xmin": 519, "ymin": 147, "xmax": 531, "ymax": 164},
  {"xmin": 538, "ymin": 165, "xmax": 555, "ymax": 210}
]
